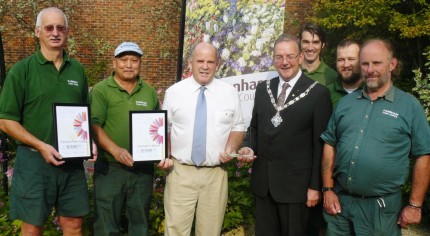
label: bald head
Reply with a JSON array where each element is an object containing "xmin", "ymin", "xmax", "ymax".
[
  {"xmin": 360, "ymin": 39, "xmax": 397, "ymax": 92},
  {"xmin": 190, "ymin": 42, "xmax": 219, "ymax": 61},
  {"xmin": 188, "ymin": 42, "xmax": 220, "ymax": 85},
  {"xmin": 361, "ymin": 39, "xmax": 394, "ymax": 61}
]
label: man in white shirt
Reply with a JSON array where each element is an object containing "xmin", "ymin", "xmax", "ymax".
[{"xmin": 162, "ymin": 42, "xmax": 246, "ymax": 236}]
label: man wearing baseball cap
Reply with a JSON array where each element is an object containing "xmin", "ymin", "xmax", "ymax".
[{"xmin": 90, "ymin": 42, "xmax": 172, "ymax": 235}]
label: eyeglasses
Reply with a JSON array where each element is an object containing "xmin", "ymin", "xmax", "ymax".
[
  {"xmin": 42, "ymin": 25, "xmax": 67, "ymax": 33},
  {"xmin": 274, "ymin": 54, "xmax": 300, "ymax": 63}
]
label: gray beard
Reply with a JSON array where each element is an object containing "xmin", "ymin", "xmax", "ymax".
[{"xmin": 366, "ymin": 74, "xmax": 389, "ymax": 89}]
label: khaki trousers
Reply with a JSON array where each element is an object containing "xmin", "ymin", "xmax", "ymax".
[{"xmin": 164, "ymin": 158, "xmax": 228, "ymax": 236}]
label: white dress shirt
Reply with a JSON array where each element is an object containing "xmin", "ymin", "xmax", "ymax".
[{"xmin": 163, "ymin": 77, "xmax": 246, "ymax": 166}]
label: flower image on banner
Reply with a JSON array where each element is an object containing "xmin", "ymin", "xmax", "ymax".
[
  {"xmin": 183, "ymin": 0, "xmax": 285, "ymax": 78},
  {"xmin": 182, "ymin": 0, "xmax": 286, "ymax": 126},
  {"xmin": 73, "ymin": 112, "xmax": 89, "ymax": 141},
  {"xmin": 149, "ymin": 117, "xmax": 165, "ymax": 145}
]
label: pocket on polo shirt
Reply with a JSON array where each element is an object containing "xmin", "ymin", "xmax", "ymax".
[
  {"xmin": 215, "ymin": 110, "xmax": 234, "ymax": 124},
  {"xmin": 377, "ymin": 115, "xmax": 407, "ymax": 143}
]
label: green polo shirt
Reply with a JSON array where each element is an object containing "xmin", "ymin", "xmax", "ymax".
[
  {"xmin": 0, "ymin": 50, "xmax": 88, "ymax": 146},
  {"xmin": 90, "ymin": 74, "xmax": 160, "ymax": 163},
  {"xmin": 302, "ymin": 61, "xmax": 337, "ymax": 86},
  {"xmin": 327, "ymin": 77, "xmax": 363, "ymax": 109},
  {"xmin": 321, "ymin": 84, "xmax": 430, "ymax": 196}
]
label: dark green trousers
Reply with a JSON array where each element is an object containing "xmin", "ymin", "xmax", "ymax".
[
  {"xmin": 324, "ymin": 191, "xmax": 402, "ymax": 236},
  {"xmin": 93, "ymin": 161, "xmax": 154, "ymax": 236}
]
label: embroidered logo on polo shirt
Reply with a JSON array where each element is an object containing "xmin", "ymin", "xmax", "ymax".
[
  {"xmin": 67, "ymin": 80, "xmax": 79, "ymax": 86},
  {"xmin": 382, "ymin": 109, "xmax": 398, "ymax": 118},
  {"xmin": 136, "ymin": 101, "xmax": 147, "ymax": 106}
]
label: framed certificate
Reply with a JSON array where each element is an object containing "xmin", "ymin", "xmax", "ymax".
[
  {"xmin": 53, "ymin": 103, "xmax": 92, "ymax": 159},
  {"xmin": 130, "ymin": 110, "xmax": 167, "ymax": 162}
]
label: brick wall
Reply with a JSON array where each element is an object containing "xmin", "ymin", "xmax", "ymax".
[
  {"xmin": 2, "ymin": 0, "xmax": 311, "ymax": 91},
  {"xmin": 284, "ymin": 0, "xmax": 313, "ymax": 34}
]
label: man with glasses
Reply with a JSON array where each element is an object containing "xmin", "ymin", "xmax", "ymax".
[
  {"xmin": 239, "ymin": 34, "xmax": 332, "ymax": 235},
  {"xmin": 0, "ymin": 7, "xmax": 95, "ymax": 235}
]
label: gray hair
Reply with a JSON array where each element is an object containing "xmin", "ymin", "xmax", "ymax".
[
  {"xmin": 36, "ymin": 7, "xmax": 68, "ymax": 28},
  {"xmin": 273, "ymin": 33, "xmax": 301, "ymax": 52}
]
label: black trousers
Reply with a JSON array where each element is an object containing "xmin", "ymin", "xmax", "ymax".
[
  {"xmin": 306, "ymin": 203, "xmax": 326, "ymax": 236},
  {"xmin": 255, "ymin": 192, "xmax": 309, "ymax": 236}
]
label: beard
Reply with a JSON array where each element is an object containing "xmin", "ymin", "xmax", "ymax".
[
  {"xmin": 342, "ymin": 72, "xmax": 361, "ymax": 85},
  {"xmin": 366, "ymin": 73, "xmax": 390, "ymax": 90}
]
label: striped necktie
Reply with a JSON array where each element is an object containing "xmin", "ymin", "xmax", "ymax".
[{"xmin": 277, "ymin": 82, "xmax": 290, "ymax": 107}]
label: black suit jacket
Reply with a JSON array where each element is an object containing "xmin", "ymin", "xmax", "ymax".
[{"xmin": 249, "ymin": 74, "xmax": 332, "ymax": 203}]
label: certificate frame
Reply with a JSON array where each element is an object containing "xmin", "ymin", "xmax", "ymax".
[
  {"xmin": 130, "ymin": 110, "xmax": 168, "ymax": 162},
  {"xmin": 53, "ymin": 103, "xmax": 92, "ymax": 159}
]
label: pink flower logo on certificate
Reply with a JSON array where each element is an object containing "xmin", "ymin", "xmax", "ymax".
[
  {"xmin": 73, "ymin": 112, "xmax": 88, "ymax": 140},
  {"xmin": 149, "ymin": 117, "xmax": 164, "ymax": 144}
]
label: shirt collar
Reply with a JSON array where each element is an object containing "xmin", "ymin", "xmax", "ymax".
[
  {"xmin": 334, "ymin": 77, "xmax": 344, "ymax": 92},
  {"xmin": 301, "ymin": 61, "xmax": 327, "ymax": 74},
  {"xmin": 279, "ymin": 70, "xmax": 302, "ymax": 88},
  {"xmin": 334, "ymin": 76, "xmax": 364, "ymax": 93},
  {"xmin": 35, "ymin": 49, "xmax": 70, "ymax": 65},
  {"xmin": 359, "ymin": 82, "xmax": 395, "ymax": 102},
  {"xmin": 190, "ymin": 76, "xmax": 215, "ymax": 92},
  {"xmin": 107, "ymin": 72, "xmax": 143, "ymax": 90}
]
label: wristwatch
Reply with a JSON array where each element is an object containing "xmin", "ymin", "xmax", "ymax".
[{"xmin": 322, "ymin": 187, "xmax": 335, "ymax": 193}]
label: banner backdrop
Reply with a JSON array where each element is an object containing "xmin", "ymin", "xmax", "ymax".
[{"xmin": 181, "ymin": 0, "xmax": 286, "ymax": 126}]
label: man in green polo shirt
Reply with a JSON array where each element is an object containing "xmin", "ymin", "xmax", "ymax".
[
  {"xmin": 0, "ymin": 7, "xmax": 95, "ymax": 235},
  {"xmin": 299, "ymin": 22, "xmax": 337, "ymax": 236},
  {"xmin": 328, "ymin": 39, "xmax": 363, "ymax": 108},
  {"xmin": 90, "ymin": 42, "xmax": 172, "ymax": 235},
  {"xmin": 299, "ymin": 23, "xmax": 337, "ymax": 87},
  {"xmin": 321, "ymin": 39, "xmax": 430, "ymax": 236}
]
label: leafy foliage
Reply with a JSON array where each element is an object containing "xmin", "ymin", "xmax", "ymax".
[
  {"xmin": 406, "ymin": 46, "xmax": 430, "ymax": 216},
  {"xmin": 85, "ymin": 60, "xmax": 108, "ymax": 88},
  {"xmin": 150, "ymin": 169, "xmax": 168, "ymax": 235},
  {"xmin": 412, "ymin": 50, "xmax": 430, "ymax": 122},
  {"xmin": 311, "ymin": 0, "xmax": 430, "ymax": 39},
  {"xmin": 309, "ymin": 0, "xmax": 430, "ymax": 92},
  {"xmin": 223, "ymin": 161, "xmax": 254, "ymax": 230}
]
